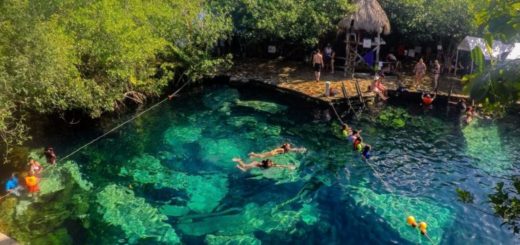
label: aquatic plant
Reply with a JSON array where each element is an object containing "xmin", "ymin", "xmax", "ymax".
[
  {"xmin": 235, "ymin": 100, "xmax": 287, "ymax": 114},
  {"xmin": 376, "ymin": 107, "xmax": 411, "ymax": 129},
  {"xmin": 347, "ymin": 185, "xmax": 453, "ymax": 245},
  {"xmin": 96, "ymin": 184, "xmax": 180, "ymax": 244},
  {"xmin": 205, "ymin": 234, "xmax": 261, "ymax": 245}
]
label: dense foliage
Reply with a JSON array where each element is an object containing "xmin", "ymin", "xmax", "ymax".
[
  {"xmin": 380, "ymin": 0, "xmax": 478, "ymax": 44},
  {"xmin": 0, "ymin": 0, "xmax": 231, "ymax": 163},
  {"xmin": 211, "ymin": 0, "xmax": 353, "ymax": 54}
]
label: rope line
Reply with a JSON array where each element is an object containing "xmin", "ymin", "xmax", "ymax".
[
  {"xmin": 329, "ymin": 102, "xmax": 345, "ymax": 125},
  {"xmin": 59, "ymin": 80, "xmax": 191, "ymax": 162}
]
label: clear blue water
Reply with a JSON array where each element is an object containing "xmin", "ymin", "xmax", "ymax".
[{"xmin": 22, "ymin": 85, "xmax": 520, "ymax": 244}]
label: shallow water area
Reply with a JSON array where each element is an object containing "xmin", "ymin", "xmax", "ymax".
[{"xmin": 6, "ymin": 85, "xmax": 520, "ymax": 244}]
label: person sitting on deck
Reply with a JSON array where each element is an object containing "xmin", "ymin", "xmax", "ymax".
[
  {"xmin": 233, "ymin": 158, "xmax": 296, "ymax": 172},
  {"xmin": 371, "ymin": 75, "xmax": 388, "ymax": 100},
  {"xmin": 421, "ymin": 92, "xmax": 436, "ymax": 106},
  {"xmin": 249, "ymin": 143, "xmax": 306, "ymax": 158},
  {"xmin": 44, "ymin": 146, "xmax": 57, "ymax": 165},
  {"xmin": 5, "ymin": 173, "xmax": 22, "ymax": 197}
]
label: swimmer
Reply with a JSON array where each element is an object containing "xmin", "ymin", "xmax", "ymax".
[
  {"xmin": 341, "ymin": 124, "xmax": 352, "ymax": 137},
  {"xmin": 249, "ymin": 143, "xmax": 306, "ymax": 158},
  {"xmin": 362, "ymin": 145, "xmax": 372, "ymax": 160},
  {"xmin": 421, "ymin": 92, "xmax": 436, "ymax": 106},
  {"xmin": 348, "ymin": 129, "xmax": 362, "ymax": 143},
  {"xmin": 353, "ymin": 137, "xmax": 364, "ymax": 152},
  {"xmin": 232, "ymin": 158, "xmax": 296, "ymax": 172}
]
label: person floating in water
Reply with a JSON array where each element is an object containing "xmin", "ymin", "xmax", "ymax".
[
  {"xmin": 249, "ymin": 143, "xmax": 306, "ymax": 158},
  {"xmin": 421, "ymin": 92, "xmax": 436, "ymax": 107},
  {"xmin": 348, "ymin": 129, "xmax": 362, "ymax": 143},
  {"xmin": 232, "ymin": 158, "xmax": 296, "ymax": 172},
  {"xmin": 5, "ymin": 173, "xmax": 22, "ymax": 197},
  {"xmin": 44, "ymin": 146, "xmax": 57, "ymax": 165},
  {"xmin": 463, "ymin": 106, "xmax": 476, "ymax": 124},
  {"xmin": 353, "ymin": 137, "xmax": 372, "ymax": 159},
  {"xmin": 341, "ymin": 124, "xmax": 352, "ymax": 137}
]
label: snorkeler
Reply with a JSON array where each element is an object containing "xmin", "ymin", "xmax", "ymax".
[
  {"xmin": 362, "ymin": 145, "xmax": 372, "ymax": 160},
  {"xmin": 249, "ymin": 143, "xmax": 306, "ymax": 158},
  {"xmin": 232, "ymin": 158, "xmax": 296, "ymax": 172}
]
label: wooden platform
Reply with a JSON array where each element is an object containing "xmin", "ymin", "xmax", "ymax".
[{"xmin": 226, "ymin": 59, "xmax": 469, "ymax": 105}]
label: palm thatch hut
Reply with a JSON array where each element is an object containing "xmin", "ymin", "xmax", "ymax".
[{"xmin": 338, "ymin": 0, "xmax": 391, "ymax": 75}]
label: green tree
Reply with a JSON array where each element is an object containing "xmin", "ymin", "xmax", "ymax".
[
  {"xmin": 380, "ymin": 0, "xmax": 478, "ymax": 43},
  {"xmin": 0, "ymin": 0, "xmax": 232, "ymax": 163},
  {"xmin": 212, "ymin": 0, "xmax": 353, "ymax": 54}
]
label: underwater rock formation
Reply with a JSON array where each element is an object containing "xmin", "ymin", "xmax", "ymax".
[
  {"xmin": 235, "ymin": 100, "xmax": 287, "ymax": 114},
  {"xmin": 347, "ymin": 184, "xmax": 453, "ymax": 245},
  {"xmin": 97, "ymin": 185, "xmax": 180, "ymax": 244}
]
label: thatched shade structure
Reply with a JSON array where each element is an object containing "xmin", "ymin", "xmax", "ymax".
[
  {"xmin": 338, "ymin": 0, "xmax": 391, "ymax": 35},
  {"xmin": 339, "ymin": 0, "xmax": 391, "ymax": 75}
]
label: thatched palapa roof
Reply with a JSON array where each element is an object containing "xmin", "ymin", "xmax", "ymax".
[{"xmin": 338, "ymin": 0, "xmax": 391, "ymax": 35}]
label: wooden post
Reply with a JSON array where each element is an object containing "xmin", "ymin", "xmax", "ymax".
[
  {"xmin": 345, "ymin": 30, "xmax": 350, "ymax": 77},
  {"xmin": 375, "ymin": 29, "xmax": 381, "ymax": 71},
  {"xmin": 454, "ymin": 50, "xmax": 459, "ymax": 76}
]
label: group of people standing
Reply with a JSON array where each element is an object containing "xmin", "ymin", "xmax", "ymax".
[
  {"xmin": 3, "ymin": 147, "xmax": 56, "ymax": 199},
  {"xmin": 312, "ymin": 43, "xmax": 336, "ymax": 82}
]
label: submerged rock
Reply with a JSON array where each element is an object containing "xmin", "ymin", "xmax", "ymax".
[
  {"xmin": 176, "ymin": 202, "xmax": 320, "ymax": 237},
  {"xmin": 97, "ymin": 185, "xmax": 180, "ymax": 244},
  {"xmin": 199, "ymin": 138, "xmax": 249, "ymax": 169},
  {"xmin": 164, "ymin": 125, "xmax": 203, "ymax": 146},
  {"xmin": 347, "ymin": 184, "xmax": 453, "ymax": 245},
  {"xmin": 203, "ymin": 89, "xmax": 240, "ymax": 112},
  {"xmin": 235, "ymin": 100, "xmax": 287, "ymax": 114},
  {"xmin": 120, "ymin": 154, "xmax": 229, "ymax": 214}
]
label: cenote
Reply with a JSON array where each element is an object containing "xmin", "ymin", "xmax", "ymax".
[{"xmin": 4, "ymin": 84, "xmax": 520, "ymax": 244}]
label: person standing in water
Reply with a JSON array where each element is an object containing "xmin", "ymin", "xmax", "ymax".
[
  {"xmin": 5, "ymin": 173, "xmax": 22, "ymax": 197},
  {"xmin": 25, "ymin": 171, "xmax": 40, "ymax": 197},
  {"xmin": 233, "ymin": 158, "xmax": 296, "ymax": 172},
  {"xmin": 312, "ymin": 49, "xmax": 323, "ymax": 82}
]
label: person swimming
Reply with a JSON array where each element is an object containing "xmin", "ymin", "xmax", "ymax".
[
  {"xmin": 362, "ymin": 145, "xmax": 372, "ymax": 160},
  {"xmin": 421, "ymin": 92, "xmax": 436, "ymax": 106},
  {"xmin": 341, "ymin": 124, "xmax": 352, "ymax": 138},
  {"xmin": 249, "ymin": 143, "xmax": 306, "ymax": 158},
  {"xmin": 232, "ymin": 158, "xmax": 296, "ymax": 172},
  {"xmin": 348, "ymin": 129, "xmax": 361, "ymax": 143}
]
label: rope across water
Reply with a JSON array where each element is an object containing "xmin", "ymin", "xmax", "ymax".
[{"xmin": 59, "ymin": 80, "xmax": 191, "ymax": 162}]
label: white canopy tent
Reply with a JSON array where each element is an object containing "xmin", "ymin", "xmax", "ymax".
[
  {"xmin": 455, "ymin": 36, "xmax": 513, "ymax": 74},
  {"xmin": 506, "ymin": 43, "xmax": 520, "ymax": 60}
]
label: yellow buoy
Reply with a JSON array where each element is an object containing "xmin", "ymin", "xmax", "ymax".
[
  {"xmin": 406, "ymin": 216, "xmax": 417, "ymax": 227},
  {"xmin": 419, "ymin": 222, "xmax": 428, "ymax": 235}
]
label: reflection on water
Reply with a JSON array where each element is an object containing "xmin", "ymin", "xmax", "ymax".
[{"xmin": 3, "ymin": 86, "xmax": 520, "ymax": 244}]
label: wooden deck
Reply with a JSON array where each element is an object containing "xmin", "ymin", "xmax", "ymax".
[{"xmin": 226, "ymin": 59, "xmax": 468, "ymax": 105}]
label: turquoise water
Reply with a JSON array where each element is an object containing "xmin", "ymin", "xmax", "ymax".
[{"xmin": 8, "ymin": 85, "xmax": 520, "ymax": 244}]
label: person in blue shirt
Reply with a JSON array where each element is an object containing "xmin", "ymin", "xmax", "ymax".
[{"xmin": 5, "ymin": 173, "xmax": 21, "ymax": 196}]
